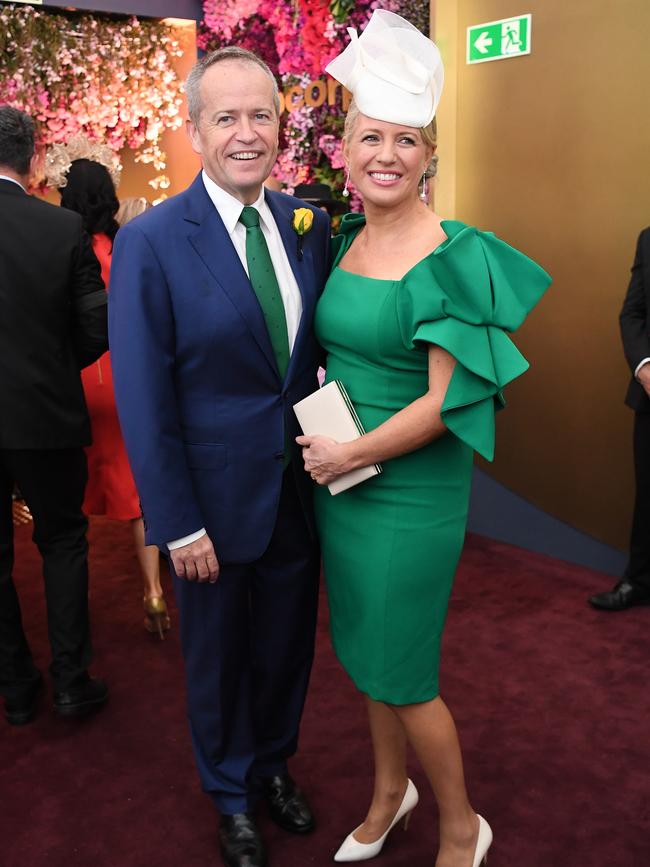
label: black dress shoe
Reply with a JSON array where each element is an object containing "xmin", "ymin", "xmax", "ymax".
[
  {"xmin": 589, "ymin": 579, "xmax": 650, "ymax": 611},
  {"xmin": 261, "ymin": 774, "xmax": 315, "ymax": 834},
  {"xmin": 53, "ymin": 676, "xmax": 108, "ymax": 718},
  {"xmin": 218, "ymin": 813, "xmax": 266, "ymax": 867},
  {"xmin": 4, "ymin": 675, "xmax": 44, "ymax": 726}
]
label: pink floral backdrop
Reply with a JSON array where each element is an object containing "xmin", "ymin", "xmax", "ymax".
[
  {"xmin": 0, "ymin": 4, "xmax": 184, "ymax": 193},
  {"xmin": 0, "ymin": 2, "xmax": 428, "ymax": 204},
  {"xmin": 199, "ymin": 0, "xmax": 429, "ymax": 210}
]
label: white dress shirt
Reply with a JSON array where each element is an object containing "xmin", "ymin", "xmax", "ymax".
[
  {"xmin": 635, "ymin": 359, "xmax": 650, "ymax": 378},
  {"xmin": 201, "ymin": 171, "xmax": 303, "ymax": 350},
  {"xmin": 168, "ymin": 173, "xmax": 303, "ymax": 551}
]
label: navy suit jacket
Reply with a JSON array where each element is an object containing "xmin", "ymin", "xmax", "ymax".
[{"xmin": 109, "ymin": 174, "xmax": 330, "ymax": 558}]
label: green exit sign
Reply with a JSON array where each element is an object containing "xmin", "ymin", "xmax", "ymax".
[{"xmin": 467, "ymin": 14, "xmax": 532, "ymax": 64}]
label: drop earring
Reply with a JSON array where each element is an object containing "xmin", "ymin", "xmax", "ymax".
[
  {"xmin": 419, "ymin": 172, "xmax": 428, "ymax": 201},
  {"xmin": 342, "ymin": 167, "xmax": 350, "ymax": 198}
]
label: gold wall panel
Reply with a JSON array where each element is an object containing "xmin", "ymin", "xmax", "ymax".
[{"xmin": 434, "ymin": 0, "xmax": 650, "ymax": 549}]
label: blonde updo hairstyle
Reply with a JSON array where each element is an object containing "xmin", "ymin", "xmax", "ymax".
[{"xmin": 342, "ymin": 99, "xmax": 439, "ymax": 185}]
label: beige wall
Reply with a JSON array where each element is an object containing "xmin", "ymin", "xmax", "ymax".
[{"xmin": 433, "ymin": 0, "xmax": 650, "ymax": 548}]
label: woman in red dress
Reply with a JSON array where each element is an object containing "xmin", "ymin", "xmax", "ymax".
[{"xmin": 59, "ymin": 160, "xmax": 170, "ymax": 638}]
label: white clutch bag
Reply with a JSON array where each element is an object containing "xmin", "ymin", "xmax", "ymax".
[{"xmin": 293, "ymin": 380, "xmax": 382, "ymax": 495}]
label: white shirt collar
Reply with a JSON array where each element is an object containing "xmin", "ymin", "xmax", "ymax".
[
  {"xmin": 0, "ymin": 174, "xmax": 26, "ymax": 191},
  {"xmin": 201, "ymin": 170, "xmax": 274, "ymax": 235}
]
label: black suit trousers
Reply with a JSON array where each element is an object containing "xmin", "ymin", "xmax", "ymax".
[
  {"xmin": 0, "ymin": 449, "xmax": 92, "ymax": 697},
  {"xmin": 624, "ymin": 412, "xmax": 650, "ymax": 590}
]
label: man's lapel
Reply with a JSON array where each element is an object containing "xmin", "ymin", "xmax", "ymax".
[
  {"xmin": 183, "ymin": 175, "xmax": 278, "ymax": 377},
  {"xmin": 265, "ymin": 191, "xmax": 318, "ymax": 383}
]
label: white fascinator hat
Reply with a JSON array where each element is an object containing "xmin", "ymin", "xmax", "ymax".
[{"xmin": 325, "ymin": 9, "xmax": 444, "ymax": 128}]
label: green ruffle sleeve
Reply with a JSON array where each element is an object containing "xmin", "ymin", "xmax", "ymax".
[{"xmin": 399, "ymin": 220, "xmax": 551, "ymax": 461}]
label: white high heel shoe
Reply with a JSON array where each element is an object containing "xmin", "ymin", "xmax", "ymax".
[
  {"xmin": 333, "ymin": 779, "xmax": 419, "ymax": 862},
  {"xmin": 472, "ymin": 815, "xmax": 493, "ymax": 867}
]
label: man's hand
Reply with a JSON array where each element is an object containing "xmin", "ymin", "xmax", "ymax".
[
  {"xmin": 170, "ymin": 534, "xmax": 220, "ymax": 583},
  {"xmin": 638, "ymin": 364, "xmax": 650, "ymax": 398}
]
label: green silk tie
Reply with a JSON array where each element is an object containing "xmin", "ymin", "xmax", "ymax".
[{"xmin": 238, "ymin": 206, "xmax": 290, "ymax": 380}]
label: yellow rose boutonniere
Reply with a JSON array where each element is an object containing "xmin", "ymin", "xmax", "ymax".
[{"xmin": 292, "ymin": 207, "xmax": 313, "ymax": 261}]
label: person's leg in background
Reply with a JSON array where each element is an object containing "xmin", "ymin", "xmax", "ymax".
[
  {"xmin": 590, "ymin": 411, "xmax": 650, "ymax": 610},
  {"xmin": 6, "ymin": 448, "xmax": 107, "ymax": 716},
  {"xmin": 0, "ymin": 453, "xmax": 42, "ymax": 725},
  {"xmin": 132, "ymin": 516, "xmax": 170, "ymax": 638}
]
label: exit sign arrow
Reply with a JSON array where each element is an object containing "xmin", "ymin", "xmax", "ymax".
[
  {"xmin": 467, "ymin": 14, "xmax": 532, "ymax": 64},
  {"xmin": 474, "ymin": 32, "xmax": 493, "ymax": 54}
]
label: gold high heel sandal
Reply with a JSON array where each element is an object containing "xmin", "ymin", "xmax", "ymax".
[{"xmin": 143, "ymin": 596, "xmax": 171, "ymax": 640}]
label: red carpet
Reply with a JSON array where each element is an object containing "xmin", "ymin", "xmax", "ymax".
[{"xmin": 2, "ymin": 518, "xmax": 649, "ymax": 866}]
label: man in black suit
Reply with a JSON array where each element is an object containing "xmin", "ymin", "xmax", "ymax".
[
  {"xmin": 0, "ymin": 106, "xmax": 109, "ymax": 723},
  {"xmin": 590, "ymin": 227, "xmax": 650, "ymax": 611}
]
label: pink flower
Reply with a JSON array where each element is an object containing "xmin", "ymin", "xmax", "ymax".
[
  {"xmin": 319, "ymin": 134, "xmax": 345, "ymax": 170},
  {"xmin": 203, "ymin": 0, "xmax": 261, "ymax": 41}
]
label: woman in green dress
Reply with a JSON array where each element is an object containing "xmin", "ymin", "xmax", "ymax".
[{"xmin": 297, "ymin": 11, "xmax": 551, "ymax": 867}]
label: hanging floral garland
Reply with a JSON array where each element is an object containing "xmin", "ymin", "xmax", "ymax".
[
  {"xmin": 199, "ymin": 0, "xmax": 429, "ymax": 209},
  {"xmin": 0, "ymin": 4, "xmax": 184, "ymax": 192}
]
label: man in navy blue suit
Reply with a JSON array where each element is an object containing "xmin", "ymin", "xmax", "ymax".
[{"xmin": 109, "ymin": 48, "xmax": 330, "ymax": 867}]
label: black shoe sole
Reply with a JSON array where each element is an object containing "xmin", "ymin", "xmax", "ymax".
[
  {"xmin": 6, "ymin": 708, "xmax": 37, "ymax": 726},
  {"xmin": 54, "ymin": 696, "xmax": 108, "ymax": 718},
  {"xmin": 5, "ymin": 681, "xmax": 44, "ymax": 725},
  {"xmin": 220, "ymin": 854, "xmax": 268, "ymax": 867},
  {"xmin": 268, "ymin": 814, "xmax": 316, "ymax": 835},
  {"xmin": 589, "ymin": 598, "xmax": 650, "ymax": 611}
]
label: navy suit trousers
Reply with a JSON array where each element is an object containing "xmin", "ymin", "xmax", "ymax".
[{"xmin": 172, "ymin": 467, "xmax": 320, "ymax": 814}]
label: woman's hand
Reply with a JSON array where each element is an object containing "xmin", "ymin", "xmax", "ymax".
[
  {"xmin": 12, "ymin": 500, "xmax": 32, "ymax": 526},
  {"xmin": 296, "ymin": 346, "xmax": 454, "ymax": 486},
  {"xmin": 296, "ymin": 435, "xmax": 351, "ymax": 486}
]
